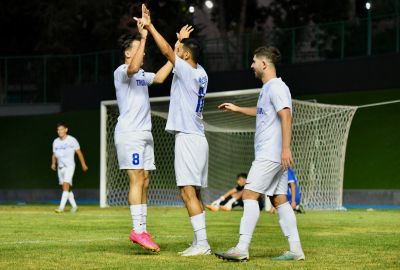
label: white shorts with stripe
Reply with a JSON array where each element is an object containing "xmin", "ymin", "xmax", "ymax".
[
  {"xmin": 175, "ymin": 133, "xmax": 208, "ymax": 187},
  {"xmin": 58, "ymin": 165, "xmax": 75, "ymax": 186},
  {"xmin": 245, "ymin": 159, "xmax": 288, "ymax": 196},
  {"xmin": 114, "ymin": 131, "xmax": 156, "ymax": 170}
]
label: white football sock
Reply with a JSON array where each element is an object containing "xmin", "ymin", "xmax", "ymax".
[
  {"xmin": 59, "ymin": 191, "xmax": 69, "ymax": 210},
  {"xmin": 130, "ymin": 205, "xmax": 143, "ymax": 233},
  {"xmin": 236, "ymin": 200, "xmax": 260, "ymax": 252},
  {"xmin": 141, "ymin": 204, "xmax": 147, "ymax": 232},
  {"xmin": 225, "ymin": 197, "xmax": 237, "ymax": 208},
  {"xmin": 68, "ymin": 191, "xmax": 77, "ymax": 209},
  {"xmin": 276, "ymin": 202, "xmax": 303, "ymax": 254},
  {"xmin": 190, "ymin": 212, "xmax": 208, "ymax": 247}
]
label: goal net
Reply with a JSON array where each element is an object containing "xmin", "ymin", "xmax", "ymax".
[{"xmin": 100, "ymin": 89, "xmax": 357, "ymax": 210}]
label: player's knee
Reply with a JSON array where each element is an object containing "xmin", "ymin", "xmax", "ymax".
[
  {"xmin": 143, "ymin": 177, "xmax": 150, "ymax": 190},
  {"xmin": 129, "ymin": 170, "xmax": 145, "ymax": 186},
  {"xmin": 242, "ymin": 189, "xmax": 260, "ymax": 200},
  {"xmin": 180, "ymin": 187, "xmax": 196, "ymax": 203},
  {"xmin": 271, "ymin": 194, "xmax": 288, "ymax": 208}
]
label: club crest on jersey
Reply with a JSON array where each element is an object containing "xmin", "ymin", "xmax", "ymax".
[{"xmin": 199, "ymin": 76, "xmax": 208, "ymax": 85}]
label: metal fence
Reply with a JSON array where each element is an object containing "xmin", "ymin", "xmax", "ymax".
[{"xmin": 0, "ymin": 14, "xmax": 398, "ymax": 104}]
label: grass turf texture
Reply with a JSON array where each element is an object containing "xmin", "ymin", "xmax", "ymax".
[
  {"xmin": 0, "ymin": 88, "xmax": 399, "ymax": 189},
  {"xmin": 0, "ymin": 206, "xmax": 399, "ymax": 270}
]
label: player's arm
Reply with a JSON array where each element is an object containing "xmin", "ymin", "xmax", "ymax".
[
  {"xmin": 278, "ymin": 108, "xmax": 294, "ymax": 170},
  {"xmin": 152, "ymin": 25, "xmax": 193, "ymax": 83},
  {"xmin": 289, "ymin": 182, "xmax": 296, "ymax": 209},
  {"xmin": 222, "ymin": 187, "xmax": 239, "ymax": 199},
  {"xmin": 127, "ymin": 20, "xmax": 148, "ymax": 76},
  {"xmin": 134, "ymin": 4, "xmax": 176, "ymax": 64},
  {"xmin": 76, "ymin": 149, "xmax": 88, "ymax": 172},
  {"xmin": 218, "ymin": 103, "xmax": 257, "ymax": 116},
  {"xmin": 152, "ymin": 61, "xmax": 173, "ymax": 84},
  {"xmin": 51, "ymin": 153, "xmax": 57, "ymax": 171}
]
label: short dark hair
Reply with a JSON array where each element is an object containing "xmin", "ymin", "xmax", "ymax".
[
  {"xmin": 237, "ymin": 173, "xmax": 248, "ymax": 179},
  {"xmin": 181, "ymin": 38, "xmax": 201, "ymax": 63},
  {"xmin": 253, "ymin": 46, "xmax": 281, "ymax": 66},
  {"xmin": 57, "ymin": 122, "xmax": 68, "ymax": 129},
  {"xmin": 118, "ymin": 33, "xmax": 142, "ymax": 56}
]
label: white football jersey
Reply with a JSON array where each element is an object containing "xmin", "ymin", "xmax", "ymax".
[
  {"xmin": 166, "ymin": 56, "xmax": 208, "ymax": 136},
  {"xmin": 53, "ymin": 135, "xmax": 80, "ymax": 167},
  {"xmin": 254, "ymin": 78, "xmax": 292, "ymax": 162},
  {"xmin": 114, "ymin": 64, "xmax": 155, "ymax": 133}
]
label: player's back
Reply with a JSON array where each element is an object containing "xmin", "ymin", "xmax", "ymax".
[{"xmin": 166, "ymin": 56, "xmax": 208, "ymax": 136}]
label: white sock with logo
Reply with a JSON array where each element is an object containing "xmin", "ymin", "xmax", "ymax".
[
  {"xmin": 236, "ymin": 200, "xmax": 260, "ymax": 252},
  {"xmin": 130, "ymin": 205, "xmax": 143, "ymax": 233}
]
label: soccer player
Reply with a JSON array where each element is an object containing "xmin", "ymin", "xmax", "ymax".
[
  {"xmin": 287, "ymin": 167, "xmax": 305, "ymax": 213},
  {"xmin": 266, "ymin": 167, "xmax": 305, "ymax": 214},
  {"xmin": 134, "ymin": 5, "xmax": 211, "ymax": 256},
  {"xmin": 215, "ymin": 46, "xmax": 305, "ymax": 261},
  {"xmin": 51, "ymin": 122, "xmax": 88, "ymax": 213},
  {"xmin": 206, "ymin": 173, "xmax": 264, "ymax": 212},
  {"xmin": 206, "ymin": 173, "xmax": 247, "ymax": 212},
  {"xmin": 113, "ymin": 18, "xmax": 173, "ymax": 252}
]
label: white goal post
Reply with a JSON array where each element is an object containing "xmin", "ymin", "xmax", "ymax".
[{"xmin": 100, "ymin": 88, "xmax": 357, "ymax": 210}]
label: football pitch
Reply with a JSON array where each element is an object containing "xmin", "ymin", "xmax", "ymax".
[{"xmin": 0, "ymin": 206, "xmax": 399, "ymax": 270}]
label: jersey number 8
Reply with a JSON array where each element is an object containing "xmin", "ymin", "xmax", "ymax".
[{"xmin": 132, "ymin": 153, "xmax": 140, "ymax": 165}]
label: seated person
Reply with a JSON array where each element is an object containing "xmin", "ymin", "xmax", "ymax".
[{"xmin": 206, "ymin": 173, "xmax": 264, "ymax": 211}]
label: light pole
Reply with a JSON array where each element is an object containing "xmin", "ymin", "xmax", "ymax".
[{"xmin": 366, "ymin": 1, "xmax": 372, "ymax": 56}]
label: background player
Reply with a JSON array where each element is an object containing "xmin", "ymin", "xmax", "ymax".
[
  {"xmin": 206, "ymin": 173, "xmax": 247, "ymax": 211},
  {"xmin": 206, "ymin": 173, "xmax": 264, "ymax": 211},
  {"xmin": 266, "ymin": 167, "xmax": 305, "ymax": 214},
  {"xmin": 114, "ymin": 19, "xmax": 173, "ymax": 252},
  {"xmin": 135, "ymin": 4, "xmax": 211, "ymax": 256},
  {"xmin": 215, "ymin": 46, "xmax": 305, "ymax": 262},
  {"xmin": 51, "ymin": 122, "xmax": 88, "ymax": 213}
]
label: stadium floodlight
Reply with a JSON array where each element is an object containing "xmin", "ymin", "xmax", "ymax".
[
  {"xmin": 189, "ymin": 6, "xmax": 195, "ymax": 13},
  {"xmin": 205, "ymin": 0, "xmax": 214, "ymax": 9},
  {"xmin": 365, "ymin": 2, "xmax": 371, "ymax": 10}
]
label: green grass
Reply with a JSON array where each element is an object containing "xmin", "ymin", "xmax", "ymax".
[
  {"xmin": 0, "ymin": 88, "xmax": 399, "ymax": 189},
  {"xmin": 0, "ymin": 206, "xmax": 399, "ymax": 270}
]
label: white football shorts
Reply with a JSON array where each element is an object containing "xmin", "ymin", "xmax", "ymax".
[
  {"xmin": 245, "ymin": 159, "xmax": 288, "ymax": 196},
  {"xmin": 114, "ymin": 131, "xmax": 156, "ymax": 170},
  {"xmin": 175, "ymin": 132, "xmax": 208, "ymax": 187},
  {"xmin": 58, "ymin": 165, "xmax": 75, "ymax": 186}
]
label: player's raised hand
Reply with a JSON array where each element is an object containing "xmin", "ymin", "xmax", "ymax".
[
  {"xmin": 176, "ymin": 24, "xmax": 194, "ymax": 41},
  {"xmin": 218, "ymin": 103, "xmax": 240, "ymax": 112},
  {"xmin": 281, "ymin": 147, "xmax": 294, "ymax": 171},
  {"xmin": 133, "ymin": 4, "xmax": 151, "ymax": 27},
  {"xmin": 137, "ymin": 20, "xmax": 148, "ymax": 39}
]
